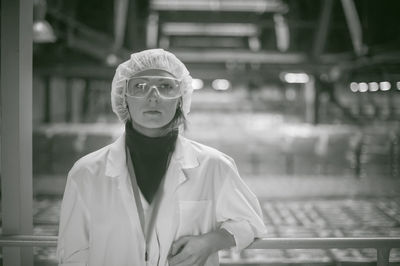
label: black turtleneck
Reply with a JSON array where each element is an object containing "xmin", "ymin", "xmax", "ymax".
[{"xmin": 125, "ymin": 122, "xmax": 178, "ymax": 203}]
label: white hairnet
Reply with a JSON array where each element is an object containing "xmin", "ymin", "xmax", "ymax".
[{"xmin": 111, "ymin": 48, "xmax": 193, "ymax": 123}]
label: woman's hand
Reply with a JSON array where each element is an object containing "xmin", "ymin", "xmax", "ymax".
[
  {"xmin": 168, "ymin": 229, "xmax": 235, "ymax": 266},
  {"xmin": 168, "ymin": 235, "xmax": 212, "ymax": 266}
]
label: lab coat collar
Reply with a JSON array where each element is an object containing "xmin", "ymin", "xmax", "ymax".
[
  {"xmin": 173, "ymin": 134, "xmax": 200, "ymax": 169},
  {"xmin": 173, "ymin": 134, "xmax": 200, "ymax": 185},
  {"xmin": 105, "ymin": 133, "xmax": 126, "ymax": 179},
  {"xmin": 105, "ymin": 132, "xmax": 199, "ymax": 180}
]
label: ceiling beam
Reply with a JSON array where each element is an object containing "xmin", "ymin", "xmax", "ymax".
[
  {"xmin": 172, "ymin": 49, "xmax": 308, "ymax": 64},
  {"xmin": 162, "ymin": 22, "xmax": 258, "ymax": 37},
  {"xmin": 151, "ymin": 0, "xmax": 288, "ymax": 13},
  {"xmin": 158, "ymin": 11, "xmax": 272, "ymax": 24},
  {"xmin": 47, "ymin": 7, "xmax": 130, "ymax": 62},
  {"xmin": 35, "ymin": 64, "xmax": 115, "ymax": 79},
  {"xmin": 34, "ymin": 61, "xmax": 334, "ymax": 81},
  {"xmin": 169, "ymin": 36, "xmax": 246, "ymax": 48}
]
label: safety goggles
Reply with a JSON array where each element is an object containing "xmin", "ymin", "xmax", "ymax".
[{"xmin": 125, "ymin": 76, "xmax": 182, "ymax": 99}]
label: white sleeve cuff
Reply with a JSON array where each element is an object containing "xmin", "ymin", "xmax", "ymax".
[{"xmin": 220, "ymin": 220, "xmax": 255, "ymax": 251}]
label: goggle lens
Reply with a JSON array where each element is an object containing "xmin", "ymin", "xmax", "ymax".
[{"xmin": 126, "ymin": 76, "xmax": 181, "ymax": 99}]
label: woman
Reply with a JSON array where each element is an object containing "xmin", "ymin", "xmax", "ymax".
[{"xmin": 57, "ymin": 49, "xmax": 266, "ymax": 266}]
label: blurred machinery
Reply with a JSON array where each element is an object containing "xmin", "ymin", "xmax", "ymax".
[
  {"xmin": 31, "ymin": 0, "xmax": 400, "ymax": 178},
  {"xmin": 33, "ymin": 0, "xmax": 400, "ymax": 125}
]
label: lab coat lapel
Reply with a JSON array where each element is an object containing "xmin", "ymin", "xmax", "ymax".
[
  {"xmin": 105, "ymin": 133, "xmax": 200, "ymax": 259},
  {"xmin": 156, "ymin": 135, "xmax": 199, "ymax": 258},
  {"xmin": 171, "ymin": 135, "xmax": 199, "ymax": 187},
  {"xmin": 165, "ymin": 135, "xmax": 199, "ymax": 191},
  {"xmin": 105, "ymin": 134, "xmax": 146, "ymax": 244}
]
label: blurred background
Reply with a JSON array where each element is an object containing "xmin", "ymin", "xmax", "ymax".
[{"xmin": 8, "ymin": 0, "xmax": 400, "ymax": 264}]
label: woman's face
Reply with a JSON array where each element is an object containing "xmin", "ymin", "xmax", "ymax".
[{"xmin": 126, "ymin": 69, "xmax": 181, "ymax": 130}]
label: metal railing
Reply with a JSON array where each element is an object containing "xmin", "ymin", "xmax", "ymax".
[{"xmin": 0, "ymin": 235, "xmax": 399, "ymax": 266}]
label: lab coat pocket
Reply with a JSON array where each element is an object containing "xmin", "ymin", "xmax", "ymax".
[{"xmin": 177, "ymin": 200, "xmax": 213, "ymax": 237}]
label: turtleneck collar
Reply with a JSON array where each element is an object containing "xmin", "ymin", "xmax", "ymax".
[
  {"xmin": 125, "ymin": 121, "xmax": 178, "ymax": 203},
  {"xmin": 125, "ymin": 122, "xmax": 178, "ymax": 154}
]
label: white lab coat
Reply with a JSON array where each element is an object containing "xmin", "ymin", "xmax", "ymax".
[{"xmin": 57, "ymin": 133, "xmax": 266, "ymax": 266}]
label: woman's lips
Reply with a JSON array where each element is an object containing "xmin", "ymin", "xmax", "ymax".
[{"xmin": 144, "ymin": 110, "xmax": 161, "ymax": 115}]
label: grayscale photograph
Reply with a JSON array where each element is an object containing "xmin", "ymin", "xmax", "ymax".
[{"xmin": 1, "ymin": 0, "xmax": 400, "ymax": 265}]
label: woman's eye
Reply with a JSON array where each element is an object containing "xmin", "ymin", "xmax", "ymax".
[
  {"xmin": 135, "ymin": 83, "xmax": 146, "ymax": 90},
  {"xmin": 160, "ymin": 83, "xmax": 172, "ymax": 90}
]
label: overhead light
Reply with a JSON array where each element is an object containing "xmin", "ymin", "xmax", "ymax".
[
  {"xmin": 359, "ymin": 82, "xmax": 368, "ymax": 92},
  {"xmin": 33, "ymin": 20, "xmax": 56, "ymax": 43},
  {"xmin": 379, "ymin": 81, "xmax": 391, "ymax": 91},
  {"xmin": 192, "ymin": 79, "xmax": 204, "ymax": 90},
  {"xmin": 368, "ymin": 82, "xmax": 379, "ymax": 92},
  {"xmin": 397, "ymin": 81, "xmax": 400, "ymax": 90},
  {"xmin": 212, "ymin": 79, "xmax": 230, "ymax": 91},
  {"xmin": 33, "ymin": 0, "xmax": 56, "ymax": 43},
  {"xmin": 280, "ymin": 72, "xmax": 309, "ymax": 83},
  {"xmin": 105, "ymin": 54, "xmax": 120, "ymax": 66},
  {"xmin": 350, "ymin": 82, "xmax": 358, "ymax": 92}
]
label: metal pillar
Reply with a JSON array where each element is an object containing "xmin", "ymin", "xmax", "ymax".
[
  {"xmin": 147, "ymin": 12, "xmax": 159, "ymax": 48},
  {"xmin": 304, "ymin": 76, "xmax": 318, "ymax": 124},
  {"xmin": 312, "ymin": 0, "xmax": 334, "ymax": 58},
  {"xmin": 1, "ymin": 0, "xmax": 34, "ymax": 265},
  {"xmin": 113, "ymin": 0, "xmax": 129, "ymax": 52},
  {"xmin": 341, "ymin": 0, "xmax": 366, "ymax": 56}
]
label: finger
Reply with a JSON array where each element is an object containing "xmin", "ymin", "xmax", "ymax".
[
  {"xmin": 168, "ymin": 246, "xmax": 191, "ymax": 265},
  {"xmin": 171, "ymin": 254, "xmax": 195, "ymax": 266},
  {"xmin": 170, "ymin": 236, "xmax": 190, "ymax": 256},
  {"xmin": 193, "ymin": 255, "xmax": 207, "ymax": 266}
]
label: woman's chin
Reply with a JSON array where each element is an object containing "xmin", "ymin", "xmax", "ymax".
[{"xmin": 139, "ymin": 121, "xmax": 169, "ymax": 130}]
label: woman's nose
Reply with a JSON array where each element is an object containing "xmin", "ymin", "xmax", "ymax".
[{"xmin": 147, "ymin": 85, "xmax": 160, "ymax": 101}]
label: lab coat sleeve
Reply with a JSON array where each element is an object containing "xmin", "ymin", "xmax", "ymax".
[
  {"xmin": 215, "ymin": 156, "xmax": 267, "ymax": 251},
  {"xmin": 57, "ymin": 168, "xmax": 90, "ymax": 266}
]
